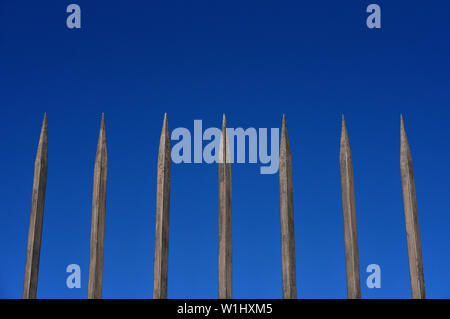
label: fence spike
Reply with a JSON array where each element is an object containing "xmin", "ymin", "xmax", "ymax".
[
  {"xmin": 88, "ymin": 113, "xmax": 108, "ymax": 299},
  {"xmin": 23, "ymin": 113, "xmax": 48, "ymax": 299},
  {"xmin": 400, "ymin": 115, "xmax": 426, "ymax": 299},
  {"xmin": 339, "ymin": 115, "xmax": 361, "ymax": 299},
  {"xmin": 279, "ymin": 114, "xmax": 297, "ymax": 299},
  {"xmin": 218, "ymin": 114, "xmax": 232, "ymax": 299},
  {"xmin": 153, "ymin": 113, "xmax": 171, "ymax": 299}
]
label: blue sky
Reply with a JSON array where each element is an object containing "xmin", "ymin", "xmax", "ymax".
[{"xmin": 0, "ymin": 1, "xmax": 449, "ymax": 298}]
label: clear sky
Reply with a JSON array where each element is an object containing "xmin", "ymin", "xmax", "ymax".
[{"xmin": 1, "ymin": 1, "xmax": 449, "ymax": 299}]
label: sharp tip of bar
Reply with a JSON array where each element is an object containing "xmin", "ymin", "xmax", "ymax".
[{"xmin": 222, "ymin": 114, "xmax": 227, "ymax": 129}]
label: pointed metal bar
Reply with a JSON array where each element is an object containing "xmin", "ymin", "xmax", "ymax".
[
  {"xmin": 153, "ymin": 113, "xmax": 171, "ymax": 299},
  {"xmin": 279, "ymin": 115, "xmax": 297, "ymax": 299},
  {"xmin": 400, "ymin": 115, "xmax": 425, "ymax": 299},
  {"xmin": 88, "ymin": 114, "xmax": 108, "ymax": 299},
  {"xmin": 339, "ymin": 115, "xmax": 361, "ymax": 299},
  {"xmin": 218, "ymin": 114, "xmax": 232, "ymax": 299},
  {"xmin": 23, "ymin": 114, "xmax": 48, "ymax": 299}
]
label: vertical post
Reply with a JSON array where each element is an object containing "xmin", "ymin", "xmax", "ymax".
[
  {"xmin": 88, "ymin": 113, "xmax": 108, "ymax": 299},
  {"xmin": 400, "ymin": 115, "xmax": 425, "ymax": 299},
  {"xmin": 218, "ymin": 114, "xmax": 232, "ymax": 299},
  {"xmin": 339, "ymin": 115, "xmax": 361, "ymax": 299},
  {"xmin": 153, "ymin": 113, "xmax": 171, "ymax": 299},
  {"xmin": 279, "ymin": 115, "xmax": 297, "ymax": 299},
  {"xmin": 23, "ymin": 114, "xmax": 48, "ymax": 299}
]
